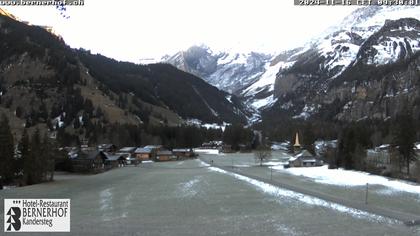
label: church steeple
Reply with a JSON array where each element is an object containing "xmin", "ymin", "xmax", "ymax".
[{"xmin": 293, "ymin": 132, "xmax": 301, "ymax": 153}]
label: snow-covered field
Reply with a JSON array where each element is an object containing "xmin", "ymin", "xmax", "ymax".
[
  {"xmin": 273, "ymin": 165, "xmax": 420, "ymax": 195},
  {"xmin": 208, "ymin": 166, "xmax": 392, "ymax": 223}
]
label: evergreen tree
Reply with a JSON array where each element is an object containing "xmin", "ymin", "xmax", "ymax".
[
  {"xmin": 337, "ymin": 125, "xmax": 358, "ymax": 170},
  {"xmin": 393, "ymin": 106, "xmax": 417, "ymax": 175},
  {"xmin": 14, "ymin": 129, "xmax": 29, "ymax": 180},
  {"xmin": 0, "ymin": 114, "xmax": 15, "ymax": 184},
  {"xmin": 42, "ymin": 133, "xmax": 55, "ymax": 181},
  {"xmin": 302, "ymin": 123, "xmax": 316, "ymax": 154},
  {"xmin": 23, "ymin": 131, "xmax": 35, "ymax": 185},
  {"xmin": 30, "ymin": 129, "xmax": 43, "ymax": 184}
]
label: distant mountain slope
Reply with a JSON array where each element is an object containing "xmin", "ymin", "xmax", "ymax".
[
  {"xmin": 77, "ymin": 52, "xmax": 248, "ymax": 124},
  {"xmin": 163, "ymin": 45, "xmax": 279, "ymax": 114},
  {"xmin": 0, "ymin": 13, "xmax": 247, "ymax": 141},
  {"xmin": 164, "ymin": 7, "xmax": 420, "ymax": 124},
  {"xmin": 265, "ymin": 14, "xmax": 420, "ymax": 126}
]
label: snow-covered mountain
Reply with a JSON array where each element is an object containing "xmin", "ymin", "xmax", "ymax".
[
  {"xmin": 163, "ymin": 45, "xmax": 279, "ymax": 113},
  {"xmin": 287, "ymin": 6, "xmax": 420, "ymax": 82},
  {"xmin": 163, "ymin": 46, "xmax": 271, "ymax": 95},
  {"xmin": 165, "ymin": 6, "xmax": 420, "ymax": 124},
  {"xmin": 268, "ymin": 6, "xmax": 420, "ymax": 123}
]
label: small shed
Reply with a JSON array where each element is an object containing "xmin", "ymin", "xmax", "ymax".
[{"xmin": 289, "ymin": 150, "xmax": 323, "ymax": 167}]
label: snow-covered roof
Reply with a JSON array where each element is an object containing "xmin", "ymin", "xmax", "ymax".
[
  {"xmin": 296, "ymin": 150, "xmax": 314, "ymax": 158},
  {"xmin": 134, "ymin": 148, "xmax": 152, "ymax": 154},
  {"xmin": 173, "ymin": 149, "xmax": 192, "ymax": 152},
  {"xmin": 289, "ymin": 150, "xmax": 315, "ymax": 162},
  {"xmin": 301, "ymin": 159, "xmax": 317, "ymax": 163},
  {"xmin": 118, "ymin": 147, "xmax": 136, "ymax": 153},
  {"xmin": 144, "ymin": 145, "xmax": 162, "ymax": 149},
  {"xmin": 378, "ymin": 144, "xmax": 390, "ymax": 149}
]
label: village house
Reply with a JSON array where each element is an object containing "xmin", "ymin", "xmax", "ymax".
[
  {"xmin": 104, "ymin": 153, "xmax": 126, "ymax": 169},
  {"xmin": 172, "ymin": 149, "xmax": 195, "ymax": 159},
  {"xmin": 221, "ymin": 144, "xmax": 234, "ymax": 153},
  {"xmin": 144, "ymin": 145, "xmax": 163, "ymax": 152},
  {"xmin": 288, "ymin": 150, "xmax": 323, "ymax": 167},
  {"xmin": 315, "ymin": 140, "xmax": 338, "ymax": 156},
  {"xmin": 117, "ymin": 147, "xmax": 139, "ymax": 165},
  {"xmin": 71, "ymin": 151, "xmax": 107, "ymax": 173},
  {"xmin": 118, "ymin": 147, "xmax": 137, "ymax": 156},
  {"xmin": 134, "ymin": 148, "xmax": 153, "ymax": 161},
  {"xmin": 98, "ymin": 144, "xmax": 117, "ymax": 153},
  {"xmin": 156, "ymin": 150, "xmax": 175, "ymax": 162},
  {"xmin": 367, "ymin": 144, "xmax": 392, "ymax": 169}
]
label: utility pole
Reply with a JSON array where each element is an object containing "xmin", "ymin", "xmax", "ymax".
[
  {"xmin": 365, "ymin": 183, "xmax": 369, "ymax": 204},
  {"xmin": 270, "ymin": 167, "xmax": 273, "ymax": 181}
]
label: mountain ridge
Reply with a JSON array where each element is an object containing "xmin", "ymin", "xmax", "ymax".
[{"xmin": 0, "ymin": 13, "xmax": 248, "ymax": 144}]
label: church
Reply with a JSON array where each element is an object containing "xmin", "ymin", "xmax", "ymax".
[{"xmin": 288, "ymin": 132, "xmax": 323, "ymax": 167}]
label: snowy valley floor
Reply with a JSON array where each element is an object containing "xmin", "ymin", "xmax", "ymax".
[
  {"xmin": 0, "ymin": 156, "xmax": 419, "ymax": 235},
  {"xmin": 201, "ymin": 153, "xmax": 420, "ymax": 219}
]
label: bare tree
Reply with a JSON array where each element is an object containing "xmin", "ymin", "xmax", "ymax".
[{"xmin": 254, "ymin": 145, "xmax": 272, "ymax": 166}]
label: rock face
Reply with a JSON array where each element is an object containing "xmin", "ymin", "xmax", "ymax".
[
  {"xmin": 269, "ymin": 7, "xmax": 420, "ymax": 123},
  {"xmin": 164, "ymin": 45, "xmax": 272, "ymax": 95}
]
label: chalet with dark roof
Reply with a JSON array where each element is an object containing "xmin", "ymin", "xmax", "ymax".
[{"xmin": 71, "ymin": 151, "xmax": 107, "ymax": 173}]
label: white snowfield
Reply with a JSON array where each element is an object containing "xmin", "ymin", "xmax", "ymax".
[
  {"xmin": 207, "ymin": 167, "xmax": 393, "ymax": 223},
  {"xmin": 370, "ymin": 36, "xmax": 420, "ymax": 65},
  {"xmin": 273, "ymin": 165, "xmax": 420, "ymax": 195}
]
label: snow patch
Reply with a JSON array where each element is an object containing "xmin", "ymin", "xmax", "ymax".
[
  {"xmin": 292, "ymin": 104, "xmax": 317, "ymax": 120},
  {"xmin": 251, "ymin": 95, "xmax": 278, "ymax": 110},
  {"xmin": 208, "ymin": 167, "xmax": 391, "ymax": 222},
  {"xmin": 178, "ymin": 178, "xmax": 201, "ymax": 197},
  {"xmin": 370, "ymin": 37, "xmax": 420, "ymax": 65},
  {"xmin": 185, "ymin": 119, "xmax": 228, "ymax": 131},
  {"xmin": 274, "ymin": 165, "xmax": 420, "ymax": 195}
]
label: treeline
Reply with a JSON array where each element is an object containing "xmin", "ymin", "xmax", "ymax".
[
  {"xmin": 223, "ymin": 124, "xmax": 256, "ymax": 150},
  {"xmin": 57, "ymin": 123, "xmax": 222, "ymax": 149},
  {"xmin": 0, "ymin": 115, "xmax": 63, "ymax": 188},
  {"xmin": 55, "ymin": 121, "xmax": 256, "ymax": 151},
  {"xmin": 328, "ymin": 106, "xmax": 418, "ymax": 180}
]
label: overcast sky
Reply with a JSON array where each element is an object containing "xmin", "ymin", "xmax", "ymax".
[{"xmin": 4, "ymin": 0, "xmax": 359, "ymax": 63}]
